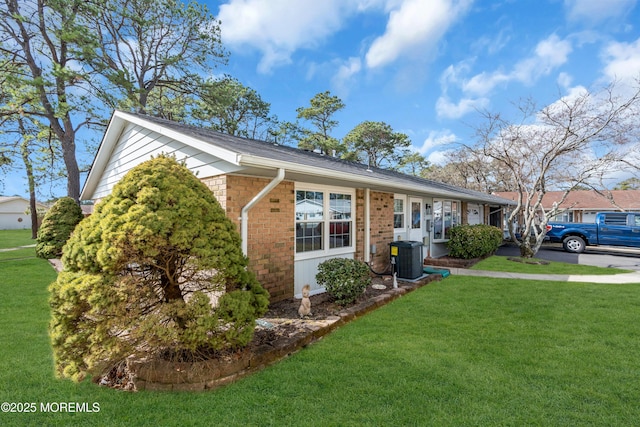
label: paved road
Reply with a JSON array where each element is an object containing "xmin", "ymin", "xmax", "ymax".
[
  {"xmin": 496, "ymin": 243, "xmax": 640, "ymax": 272},
  {"xmin": 452, "ymin": 242, "xmax": 640, "ymax": 283}
]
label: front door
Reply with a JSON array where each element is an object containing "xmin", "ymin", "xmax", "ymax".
[{"xmin": 409, "ymin": 198, "xmax": 423, "ymax": 242}]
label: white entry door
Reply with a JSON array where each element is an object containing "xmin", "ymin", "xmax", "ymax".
[{"xmin": 408, "ymin": 198, "xmax": 423, "ymax": 242}]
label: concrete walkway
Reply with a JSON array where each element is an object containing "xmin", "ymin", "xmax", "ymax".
[
  {"xmin": 449, "ymin": 267, "xmax": 640, "ymax": 284},
  {"xmin": 0, "ymin": 244, "xmax": 36, "ymax": 252}
]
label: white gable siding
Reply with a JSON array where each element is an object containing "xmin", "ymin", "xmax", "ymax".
[{"xmin": 91, "ymin": 124, "xmax": 243, "ymax": 199}]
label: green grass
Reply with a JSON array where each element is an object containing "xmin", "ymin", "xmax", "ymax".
[
  {"xmin": 2, "ymin": 242, "xmax": 640, "ymax": 425},
  {"xmin": 0, "ymin": 248, "xmax": 38, "ymax": 262},
  {"xmin": 472, "ymin": 255, "xmax": 633, "ymax": 275},
  {"xmin": 0, "ymin": 229, "xmax": 35, "ymax": 249}
]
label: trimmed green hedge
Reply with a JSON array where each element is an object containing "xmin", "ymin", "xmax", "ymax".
[
  {"xmin": 316, "ymin": 258, "xmax": 371, "ymax": 306},
  {"xmin": 446, "ymin": 224, "xmax": 503, "ymax": 259}
]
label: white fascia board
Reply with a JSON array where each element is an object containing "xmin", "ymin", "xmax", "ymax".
[{"xmin": 81, "ymin": 113, "xmax": 127, "ymax": 200}]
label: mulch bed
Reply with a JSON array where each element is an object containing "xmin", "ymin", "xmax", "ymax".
[
  {"xmin": 99, "ymin": 275, "xmax": 411, "ymax": 390},
  {"xmin": 263, "ymin": 276, "xmax": 393, "ymax": 320}
]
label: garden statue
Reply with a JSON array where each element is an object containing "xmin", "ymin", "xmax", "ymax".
[{"xmin": 298, "ymin": 284, "xmax": 312, "ymax": 317}]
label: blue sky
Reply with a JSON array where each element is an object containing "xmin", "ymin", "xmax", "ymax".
[
  {"xmin": 214, "ymin": 0, "xmax": 640, "ymax": 163},
  {"xmin": 3, "ymin": 0, "xmax": 640, "ymax": 198}
]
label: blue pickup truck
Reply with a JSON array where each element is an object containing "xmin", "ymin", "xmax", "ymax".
[{"xmin": 546, "ymin": 212, "xmax": 640, "ymax": 253}]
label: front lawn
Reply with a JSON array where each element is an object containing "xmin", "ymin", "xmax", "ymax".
[
  {"xmin": 1, "ymin": 248, "xmax": 640, "ymax": 425},
  {"xmin": 0, "ymin": 229, "xmax": 34, "ymax": 249},
  {"xmin": 472, "ymin": 255, "xmax": 633, "ymax": 275}
]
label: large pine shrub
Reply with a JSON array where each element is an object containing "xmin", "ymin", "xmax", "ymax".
[
  {"xmin": 49, "ymin": 155, "xmax": 269, "ymax": 381},
  {"xmin": 35, "ymin": 197, "xmax": 83, "ymax": 259}
]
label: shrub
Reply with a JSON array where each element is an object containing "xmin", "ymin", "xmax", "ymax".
[
  {"xmin": 49, "ymin": 155, "xmax": 269, "ymax": 382},
  {"xmin": 35, "ymin": 197, "xmax": 83, "ymax": 259},
  {"xmin": 316, "ymin": 258, "xmax": 371, "ymax": 306},
  {"xmin": 446, "ymin": 224, "xmax": 503, "ymax": 259}
]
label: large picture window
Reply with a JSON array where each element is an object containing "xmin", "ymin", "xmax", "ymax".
[
  {"xmin": 433, "ymin": 199, "xmax": 459, "ymax": 240},
  {"xmin": 296, "ymin": 188, "xmax": 353, "ymax": 254}
]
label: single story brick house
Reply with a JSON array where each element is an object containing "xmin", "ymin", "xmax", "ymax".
[
  {"xmin": 495, "ymin": 190, "xmax": 640, "ymax": 223},
  {"xmin": 81, "ymin": 111, "xmax": 513, "ymax": 302}
]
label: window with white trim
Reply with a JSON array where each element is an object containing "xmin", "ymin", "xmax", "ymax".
[
  {"xmin": 433, "ymin": 199, "xmax": 460, "ymax": 240},
  {"xmin": 296, "ymin": 188, "xmax": 353, "ymax": 254},
  {"xmin": 296, "ymin": 190, "xmax": 324, "ymax": 252},
  {"xmin": 393, "ymin": 198, "xmax": 405, "ymax": 229}
]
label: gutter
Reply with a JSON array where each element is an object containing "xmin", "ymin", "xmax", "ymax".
[
  {"xmin": 240, "ymin": 168, "xmax": 286, "ymax": 256},
  {"xmin": 238, "ymin": 154, "xmax": 510, "ymax": 205}
]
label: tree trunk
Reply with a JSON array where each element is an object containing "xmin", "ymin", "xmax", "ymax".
[
  {"xmin": 161, "ymin": 262, "xmax": 186, "ymax": 329},
  {"xmin": 28, "ymin": 183, "xmax": 38, "ymax": 240},
  {"xmin": 519, "ymin": 243, "xmax": 535, "ymax": 258},
  {"xmin": 61, "ymin": 134, "xmax": 81, "ymax": 202},
  {"xmin": 19, "ymin": 124, "xmax": 38, "ymax": 239}
]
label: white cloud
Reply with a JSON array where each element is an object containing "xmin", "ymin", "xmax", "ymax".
[
  {"xmin": 436, "ymin": 96, "xmax": 488, "ymax": 119},
  {"xmin": 218, "ymin": 0, "xmax": 354, "ymax": 73},
  {"xmin": 557, "ymin": 72, "xmax": 573, "ymax": 89},
  {"xmin": 218, "ymin": 0, "xmax": 475, "ymax": 75},
  {"xmin": 427, "ymin": 149, "xmax": 454, "ymax": 165},
  {"xmin": 439, "ymin": 61, "xmax": 473, "ymax": 89},
  {"xmin": 564, "ymin": 0, "xmax": 637, "ymax": 24},
  {"xmin": 536, "ymin": 85, "xmax": 588, "ymax": 119},
  {"xmin": 471, "ymin": 30, "xmax": 511, "ymax": 56},
  {"xmin": 416, "ymin": 130, "xmax": 457, "ymax": 155},
  {"xmin": 365, "ymin": 0, "xmax": 473, "ymax": 69},
  {"xmin": 435, "ymin": 34, "xmax": 573, "ymax": 120},
  {"xmin": 462, "ymin": 70, "xmax": 510, "ymax": 97},
  {"xmin": 602, "ymin": 37, "xmax": 640, "ymax": 83},
  {"xmin": 448, "ymin": 34, "xmax": 572, "ymax": 100},
  {"xmin": 331, "ymin": 57, "xmax": 363, "ymax": 95},
  {"xmin": 462, "ymin": 34, "xmax": 572, "ymax": 96}
]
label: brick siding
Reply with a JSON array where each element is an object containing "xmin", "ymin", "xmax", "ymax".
[
  {"xmin": 368, "ymin": 191, "xmax": 394, "ymax": 273},
  {"xmin": 201, "ymin": 175, "xmax": 295, "ymax": 303},
  {"xmin": 202, "ymin": 176, "xmax": 397, "ymax": 301}
]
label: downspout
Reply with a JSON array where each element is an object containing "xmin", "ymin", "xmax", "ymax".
[
  {"xmin": 241, "ymin": 168, "xmax": 285, "ymax": 256},
  {"xmin": 364, "ymin": 188, "xmax": 371, "ymax": 263}
]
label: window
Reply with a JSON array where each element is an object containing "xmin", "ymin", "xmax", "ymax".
[
  {"xmin": 551, "ymin": 211, "xmax": 574, "ymax": 222},
  {"xmin": 296, "ymin": 191, "xmax": 323, "ymax": 253},
  {"xmin": 433, "ymin": 199, "xmax": 460, "ymax": 240},
  {"xmin": 604, "ymin": 213, "xmax": 628, "ymax": 226},
  {"xmin": 394, "ymin": 198, "xmax": 405, "ymax": 229},
  {"xmin": 296, "ymin": 188, "xmax": 353, "ymax": 254},
  {"xmin": 329, "ymin": 193, "xmax": 352, "ymax": 249},
  {"xmin": 411, "ymin": 201, "xmax": 421, "ymax": 229}
]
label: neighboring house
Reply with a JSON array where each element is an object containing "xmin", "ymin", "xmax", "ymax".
[
  {"xmin": 495, "ymin": 190, "xmax": 640, "ymax": 223},
  {"xmin": 0, "ymin": 196, "xmax": 47, "ymax": 230},
  {"xmin": 81, "ymin": 204, "xmax": 94, "ymax": 217},
  {"xmin": 81, "ymin": 111, "xmax": 514, "ymax": 302}
]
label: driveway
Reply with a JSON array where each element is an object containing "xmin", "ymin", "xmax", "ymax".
[{"xmin": 496, "ymin": 243, "xmax": 640, "ymax": 272}]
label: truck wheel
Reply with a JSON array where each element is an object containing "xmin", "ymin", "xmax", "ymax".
[{"xmin": 563, "ymin": 236, "xmax": 585, "ymax": 253}]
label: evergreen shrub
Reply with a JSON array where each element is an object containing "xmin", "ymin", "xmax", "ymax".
[
  {"xmin": 35, "ymin": 197, "xmax": 83, "ymax": 259},
  {"xmin": 49, "ymin": 155, "xmax": 269, "ymax": 382},
  {"xmin": 316, "ymin": 258, "xmax": 371, "ymax": 306},
  {"xmin": 446, "ymin": 224, "xmax": 503, "ymax": 259}
]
